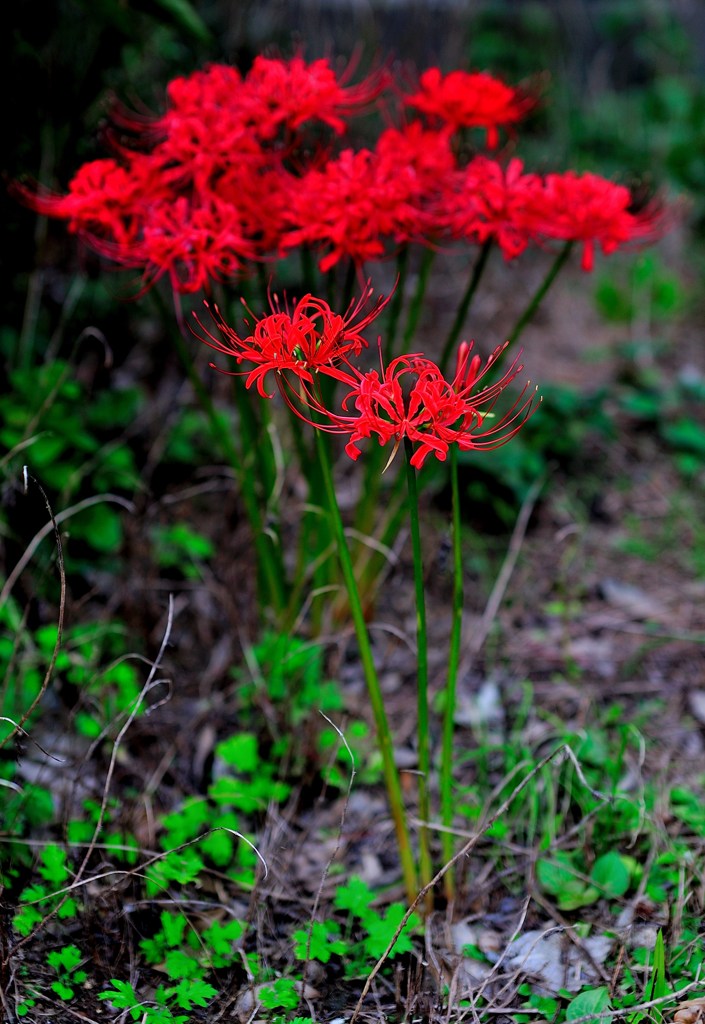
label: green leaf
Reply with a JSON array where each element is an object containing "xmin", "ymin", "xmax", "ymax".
[
  {"xmin": 56, "ymin": 897, "xmax": 78, "ymax": 919},
  {"xmin": 216, "ymin": 733, "xmax": 259, "ymax": 772},
  {"xmin": 293, "ymin": 921, "xmax": 346, "ymax": 964},
  {"xmin": 162, "ymin": 798, "xmax": 209, "ymax": 845},
  {"xmin": 591, "ymin": 852, "xmax": 631, "ymax": 898},
  {"xmin": 98, "ymin": 979, "xmax": 139, "ymax": 1012},
  {"xmin": 202, "ymin": 918, "xmax": 245, "ymax": 964},
  {"xmin": 536, "ymin": 851, "xmax": 602, "ymax": 910},
  {"xmin": 363, "ymin": 905, "xmax": 419, "ymax": 959},
  {"xmin": 156, "ymin": 911, "xmax": 185, "ymax": 948},
  {"xmin": 93, "ymin": 445, "xmax": 139, "ymax": 491},
  {"xmin": 208, "ymin": 777, "xmax": 264, "ymax": 813},
  {"xmin": 200, "ymin": 827, "xmax": 233, "ymax": 866},
  {"xmin": 566, "ymin": 986, "xmax": 611, "ymax": 1024},
  {"xmin": 259, "ymin": 977, "xmax": 299, "ymax": 1010},
  {"xmin": 39, "ymin": 844, "xmax": 70, "ymax": 886},
  {"xmin": 164, "ymin": 949, "xmax": 202, "ymax": 980},
  {"xmin": 661, "ymin": 419, "xmax": 705, "ymax": 457},
  {"xmin": 51, "ymin": 980, "xmax": 75, "ymax": 1000},
  {"xmin": 74, "ymin": 711, "xmax": 102, "ymax": 738},
  {"xmin": 169, "ymin": 977, "xmax": 218, "ymax": 1009},
  {"xmin": 69, "ymin": 503, "xmax": 123, "ymax": 553},
  {"xmin": 152, "ymin": 0, "xmax": 213, "ymax": 43},
  {"xmin": 87, "ymin": 387, "xmax": 140, "ymax": 429},
  {"xmin": 334, "ymin": 876, "xmax": 376, "ymax": 917},
  {"xmin": 48, "ymin": 944, "xmax": 82, "ymax": 973},
  {"xmin": 12, "ymin": 904, "xmax": 44, "ymax": 936},
  {"xmin": 144, "ymin": 849, "xmax": 205, "ymax": 897},
  {"xmin": 28, "ymin": 434, "xmax": 67, "ymax": 468},
  {"xmin": 635, "ymin": 930, "xmax": 667, "ymax": 1024}
]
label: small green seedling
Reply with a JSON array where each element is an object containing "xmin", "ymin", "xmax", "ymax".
[{"xmin": 47, "ymin": 944, "xmax": 88, "ymax": 1000}]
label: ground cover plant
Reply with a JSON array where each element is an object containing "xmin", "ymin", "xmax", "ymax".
[{"xmin": 2, "ymin": 3, "xmax": 705, "ymax": 1021}]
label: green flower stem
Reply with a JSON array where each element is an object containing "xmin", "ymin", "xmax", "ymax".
[
  {"xmin": 438, "ymin": 240, "xmax": 493, "ymax": 375},
  {"xmin": 506, "ymin": 240, "xmax": 574, "ymax": 348},
  {"xmin": 401, "ymin": 246, "xmax": 436, "ymax": 354},
  {"xmin": 153, "ymin": 288, "xmax": 287, "ymax": 616},
  {"xmin": 255, "ymin": 260, "xmax": 270, "ymax": 311},
  {"xmin": 315, "ymin": 428, "xmax": 418, "ymax": 902},
  {"xmin": 282, "ymin": 408, "xmax": 321, "ymax": 627},
  {"xmin": 328, "ymin": 470, "xmax": 406, "ymax": 627},
  {"xmin": 350, "ymin": 461, "xmax": 408, "ymax": 616},
  {"xmin": 403, "ymin": 438, "xmax": 433, "ymax": 906},
  {"xmin": 384, "ymin": 245, "xmax": 409, "ymax": 362},
  {"xmin": 300, "ymin": 245, "xmax": 317, "ymax": 295},
  {"xmin": 232, "ymin": 371, "xmax": 277, "ymax": 509},
  {"xmin": 441, "ymin": 444, "xmax": 463, "ymax": 900},
  {"xmin": 354, "ymin": 248, "xmax": 435, "ymax": 543}
]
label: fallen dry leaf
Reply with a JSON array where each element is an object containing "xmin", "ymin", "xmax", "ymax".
[{"xmin": 673, "ymin": 997, "xmax": 705, "ymax": 1024}]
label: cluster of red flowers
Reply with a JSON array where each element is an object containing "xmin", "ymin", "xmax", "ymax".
[
  {"xmin": 15, "ymin": 55, "xmax": 664, "ymax": 292},
  {"xmin": 195, "ymin": 290, "xmax": 537, "ymax": 468}
]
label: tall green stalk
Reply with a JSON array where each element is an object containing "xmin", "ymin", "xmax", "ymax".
[
  {"xmin": 355, "ymin": 247, "xmax": 436, "ymax": 547},
  {"xmin": 506, "ymin": 240, "xmax": 574, "ymax": 348},
  {"xmin": 384, "ymin": 245, "xmax": 409, "ymax": 362},
  {"xmin": 403, "ymin": 438, "xmax": 433, "ymax": 905},
  {"xmin": 152, "ymin": 288, "xmax": 287, "ymax": 616},
  {"xmin": 441, "ymin": 445, "xmax": 463, "ymax": 899},
  {"xmin": 315, "ymin": 428, "xmax": 418, "ymax": 902},
  {"xmin": 300, "ymin": 245, "xmax": 317, "ymax": 295},
  {"xmin": 439, "ymin": 240, "xmax": 493, "ymax": 374},
  {"xmin": 400, "ymin": 246, "xmax": 436, "ymax": 354}
]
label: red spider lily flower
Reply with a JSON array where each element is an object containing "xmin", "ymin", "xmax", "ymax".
[
  {"xmin": 109, "ymin": 63, "xmax": 249, "ymax": 157},
  {"xmin": 305, "ymin": 342, "xmax": 537, "ymax": 468},
  {"xmin": 375, "ymin": 122, "xmax": 457, "ymax": 188},
  {"xmin": 86, "ymin": 194, "xmax": 256, "ymax": 294},
  {"xmin": 126, "ymin": 56, "xmax": 385, "ymax": 179},
  {"xmin": 118, "ymin": 65, "xmax": 265, "ymax": 196},
  {"xmin": 135, "ymin": 195, "xmax": 257, "ymax": 293},
  {"xmin": 437, "ymin": 156, "xmax": 544, "ymax": 259},
  {"xmin": 194, "ymin": 286, "xmax": 390, "ymax": 397},
  {"xmin": 11, "ymin": 156, "xmax": 163, "ymax": 249},
  {"xmin": 280, "ymin": 148, "xmax": 424, "ymax": 271},
  {"xmin": 165, "ymin": 62, "xmax": 244, "ymax": 115},
  {"xmin": 216, "ymin": 162, "xmax": 296, "ymax": 257},
  {"xmin": 375, "ymin": 122, "xmax": 458, "ymax": 236},
  {"xmin": 530, "ymin": 171, "xmax": 665, "ymax": 271},
  {"xmin": 242, "ymin": 54, "xmax": 386, "ymax": 137},
  {"xmin": 405, "ymin": 68, "xmax": 535, "ymax": 148},
  {"xmin": 150, "ymin": 55, "xmax": 383, "ymax": 146}
]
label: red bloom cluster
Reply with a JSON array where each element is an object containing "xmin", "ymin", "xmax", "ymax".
[
  {"xmin": 279, "ymin": 148, "xmax": 425, "ymax": 270},
  {"xmin": 15, "ymin": 55, "xmax": 385, "ymax": 292},
  {"xmin": 437, "ymin": 156, "xmax": 544, "ymax": 260},
  {"xmin": 335, "ymin": 345, "xmax": 535, "ymax": 467},
  {"xmin": 14, "ymin": 52, "xmax": 666, "ymax": 292},
  {"xmin": 195, "ymin": 291, "xmax": 537, "ymax": 468},
  {"xmin": 527, "ymin": 171, "xmax": 664, "ymax": 271},
  {"xmin": 405, "ymin": 68, "xmax": 535, "ymax": 148},
  {"xmin": 435, "ymin": 159, "xmax": 663, "ymax": 267},
  {"xmin": 196, "ymin": 286, "xmax": 389, "ymax": 396}
]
